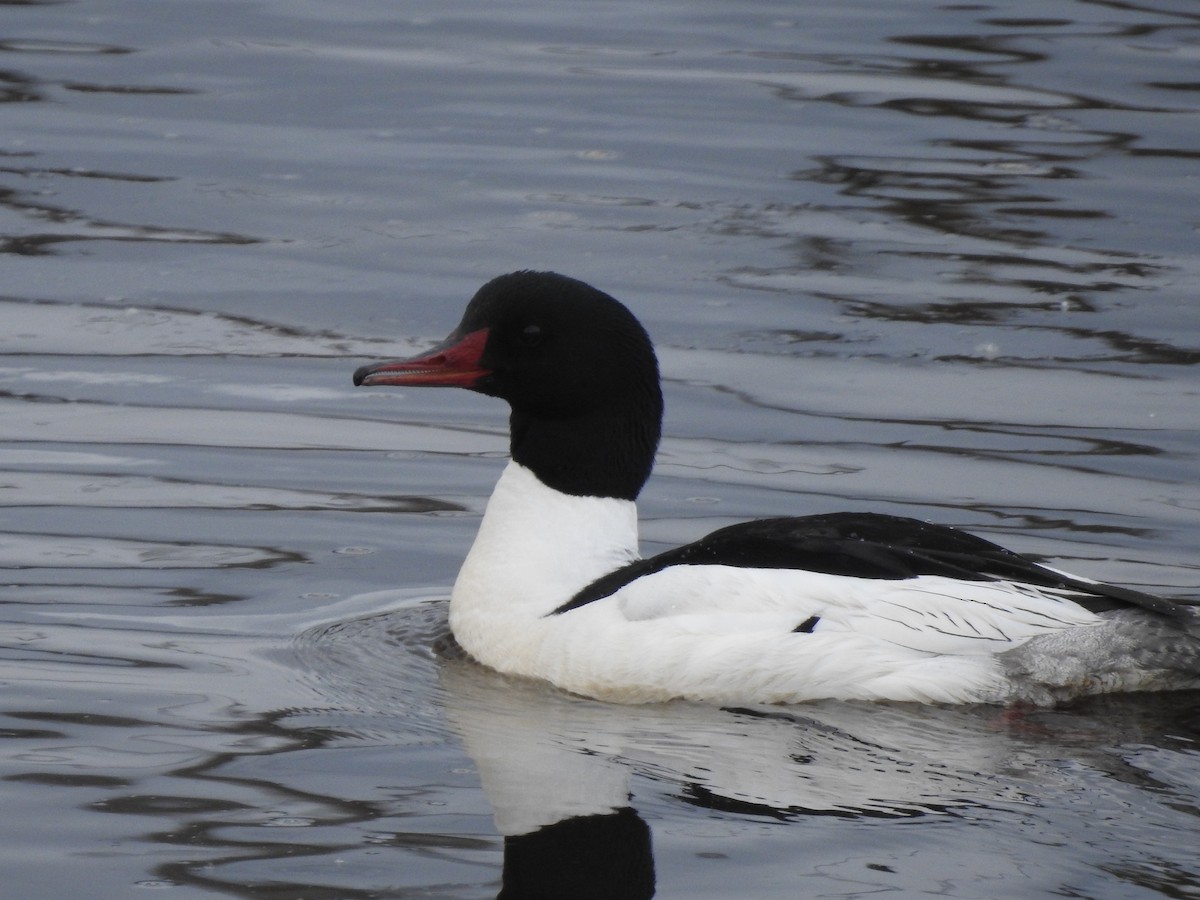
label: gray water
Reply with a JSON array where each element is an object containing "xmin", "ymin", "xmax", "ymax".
[{"xmin": 3, "ymin": 1, "xmax": 1200, "ymax": 897}]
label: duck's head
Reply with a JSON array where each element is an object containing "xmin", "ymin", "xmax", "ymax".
[{"xmin": 354, "ymin": 270, "xmax": 663, "ymax": 500}]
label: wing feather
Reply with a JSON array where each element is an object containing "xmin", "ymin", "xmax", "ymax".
[{"xmin": 552, "ymin": 512, "xmax": 1192, "ymax": 656}]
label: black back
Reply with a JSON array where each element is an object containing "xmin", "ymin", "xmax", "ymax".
[{"xmin": 552, "ymin": 512, "xmax": 1196, "ymax": 620}]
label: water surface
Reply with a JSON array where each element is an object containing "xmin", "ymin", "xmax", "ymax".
[{"xmin": 2, "ymin": 1, "xmax": 1199, "ymax": 897}]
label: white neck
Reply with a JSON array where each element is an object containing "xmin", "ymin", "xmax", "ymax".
[{"xmin": 449, "ymin": 461, "xmax": 639, "ymax": 669}]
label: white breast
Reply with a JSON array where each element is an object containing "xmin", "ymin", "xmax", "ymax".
[{"xmin": 448, "ymin": 461, "xmax": 639, "ymax": 668}]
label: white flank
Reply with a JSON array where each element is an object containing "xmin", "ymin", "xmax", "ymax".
[{"xmin": 447, "ymin": 462, "xmax": 1175, "ymax": 705}]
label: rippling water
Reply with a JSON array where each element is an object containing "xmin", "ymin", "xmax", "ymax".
[{"xmin": 3, "ymin": 1, "xmax": 1199, "ymax": 897}]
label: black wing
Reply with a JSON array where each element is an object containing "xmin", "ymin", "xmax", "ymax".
[{"xmin": 551, "ymin": 512, "xmax": 1194, "ymax": 619}]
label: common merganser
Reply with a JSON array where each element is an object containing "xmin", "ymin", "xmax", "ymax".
[{"xmin": 354, "ymin": 270, "xmax": 1200, "ymax": 705}]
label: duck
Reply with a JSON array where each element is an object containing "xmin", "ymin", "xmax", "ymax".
[{"xmin": 353, "ymin": 270, "xmax": 1200, "ymax": 706}]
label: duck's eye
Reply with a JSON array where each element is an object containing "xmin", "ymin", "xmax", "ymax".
[{"xmin": 520, "ymin": 324, "xmax": 543, "ymax": 347}]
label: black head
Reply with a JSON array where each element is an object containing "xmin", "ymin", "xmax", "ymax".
[{"xmin": 355, "ymin": 271, "xmax": 663, "ymax": 500}]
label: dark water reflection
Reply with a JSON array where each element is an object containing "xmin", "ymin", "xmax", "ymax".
[
  {"xmin": 2, "ymin": 0, "xmax": 1199, "ymax": 897},
  {"xmin": 25, "ymin": 598, "xmax": 1186, "ymax": 898},
  {"xmin": 17, "ymin": 602, "xmax": 1192, "ymax": 898}
]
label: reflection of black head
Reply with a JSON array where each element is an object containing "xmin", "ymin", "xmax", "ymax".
[{"xmin": 498, "ymin": 807, "xmax": 655, "ymax": 900}]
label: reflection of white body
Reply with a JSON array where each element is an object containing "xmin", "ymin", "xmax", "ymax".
[
  {"xmin": 441, "ymin": 653, "xmax": 1027, "ymax": 837},
  {"xmin": 282, "ymin": 593, "xmax": 1200, "ymax": 899},
  {"xmin": 439, "ymin": 656, "xmax": 1195, "ymax": 899}
]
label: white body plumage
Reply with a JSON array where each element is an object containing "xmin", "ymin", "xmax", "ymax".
[{"xmin": 448, "ymin": 463, "xmax": 1159, "ymax": 705}]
